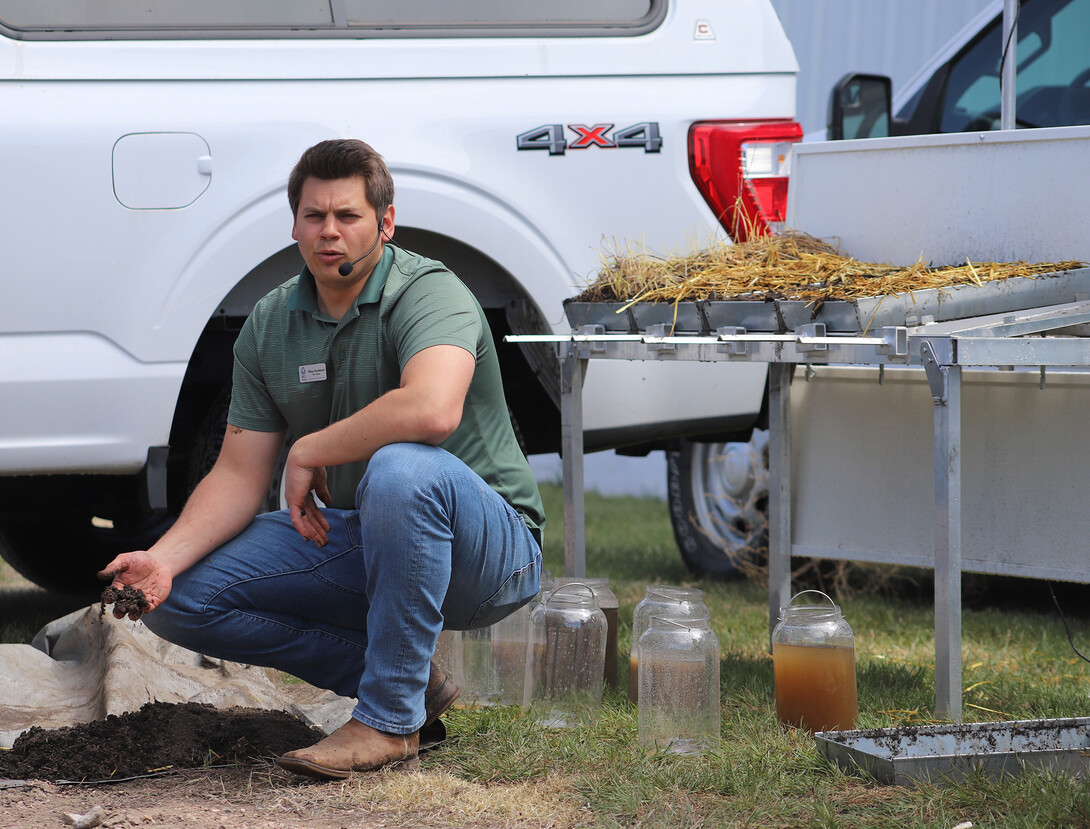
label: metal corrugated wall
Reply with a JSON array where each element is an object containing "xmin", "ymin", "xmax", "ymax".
[{"xmin": 770, "ymin": 0, "xmax": 995, "ymax": 135}]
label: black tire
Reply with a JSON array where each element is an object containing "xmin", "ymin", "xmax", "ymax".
[
  {"xmin": 0, "ymin": 506, "xmax": 175, "ymax": 596},
  {"xmin": 666, "ymin": 432, "xmax": 769, "ymax": 578}
]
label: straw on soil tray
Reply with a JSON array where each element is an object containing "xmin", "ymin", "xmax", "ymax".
[{"xmin": 572, "ymin": 232, "xmax": 1085, "ymax": 309}]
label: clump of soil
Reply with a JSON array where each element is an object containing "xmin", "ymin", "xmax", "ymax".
[
  {"xmin": 99, "ymin": 584, "xmax": 149, "ymax": 618},
  {"xmin": 0, "ymin": 702, "xmax": 322, "ymax": 782}
]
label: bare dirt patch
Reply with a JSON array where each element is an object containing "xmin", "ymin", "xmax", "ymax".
[{"xmin": 1, "ymin": 765, "xmax": 582, "ymax": 829}]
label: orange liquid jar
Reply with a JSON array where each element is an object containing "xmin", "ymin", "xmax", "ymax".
[{"xmin": 771, "ymin": 591, "xmax": 858, "ymax": 732}]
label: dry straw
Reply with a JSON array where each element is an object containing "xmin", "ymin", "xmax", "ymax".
[{"xmin": 573, "ymin": 232, "xmax": 1084, "ymax": 310}]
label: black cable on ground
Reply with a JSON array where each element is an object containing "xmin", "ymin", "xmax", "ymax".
[{"xmin": 1048, "ymin": 581, "xmax": 1090, "ymax": 665}]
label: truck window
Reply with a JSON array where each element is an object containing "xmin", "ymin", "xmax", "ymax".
[
  {"xmin": 938, "ymin": 0, "xmax": 1090, "ymax": 131},
  {"xmin": 0, "ymin": 0, "xmax": 658, "ymax": 38},
  {"xmin": 344, "ymin": 0, "xmax": 652, "ymax": 27},
  {"xmin": 0, "ymin": 1, "xmax": 335, "ymax": 30}
]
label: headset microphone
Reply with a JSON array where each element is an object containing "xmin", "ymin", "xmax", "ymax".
[{"xmin": 337, "ymin": 221, "xmax": 386, "ymax": 277}]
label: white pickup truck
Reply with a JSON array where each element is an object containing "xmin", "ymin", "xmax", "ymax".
[
  {"xmin": 781, "ymin": 0, "xmax": 1090, "ymax": 579},
  {"xmin": 812, "ymin": 0, "xmax": 1090, "ymax": 245},
  {"xmin": 0, "ymin": 0, "xmax": 801, "ymax": 590}
]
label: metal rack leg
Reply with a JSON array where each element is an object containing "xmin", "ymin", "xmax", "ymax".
[
  {"xmin": 922, "ymin": 340, "xmax": 963, "ymax": 722},
  {"xmin": 560, "ymin": 346, "xmax": 588, "ymax": 578},
  {"xmin": 768, "ymin": 363, "xmax": 794, "ymax": 642},
  {"xmin": 932, "ymin": 364, "xmax": 963, "ymax": 722}
]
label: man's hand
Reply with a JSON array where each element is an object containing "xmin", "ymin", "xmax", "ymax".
[
  {"xmin": 97, "ymin": 551, "xmax": 173, "ymax": 620},
  {"xmin": 285, "ymin": 441, "xmax": 332, "ymax": 546}
]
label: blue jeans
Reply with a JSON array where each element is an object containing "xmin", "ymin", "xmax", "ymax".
[{"xmin": 143, "ymin": 443, "xmax": 542, "ymax": 734}]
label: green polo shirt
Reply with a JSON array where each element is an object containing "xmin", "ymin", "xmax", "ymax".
[{"xmin": 228, "ymin": 244, "xmax": 544, "ymax": 537}]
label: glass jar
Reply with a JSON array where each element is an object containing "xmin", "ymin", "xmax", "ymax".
[
  {"xmin": 629, "ymin": 585, "xmax": 710, "ymax": 702},
  {"xmin": 637, "ymin": 614, "xmax": 721, "ymax": 755},
  {"xmin": 457, "ymin": 625, "xmax": 497, "ymax": 705},
  {"xmin": 433, "ymin": 629, "xmax": 458, "ymax": 687},
  {"xmin": 553, "ymin": 577, "xmax": 619, "ymax": 690},
  {"xmin": 527, "ymin": 582, "xmax": 608, "ymax": 728},
  {"xmin": 771, "ymin": 590, "xmax": 858, "ymax": 731},
  {"xmin": 433, "ymin": 608, "xmax": 531, "ymax": 710},
  {"xmin": 489, "ymin": 602, "xmax": 531, "ymax": 707}
]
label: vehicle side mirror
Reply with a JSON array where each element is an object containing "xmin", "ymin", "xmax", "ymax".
[{"xmin": 828, "ymin": 73, "xmax": 892, "ymax": 140}]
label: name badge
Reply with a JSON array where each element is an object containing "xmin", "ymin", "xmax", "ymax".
[{"xmin": 299, "ymin": 363, "xmax": 327, "ymax": 383}]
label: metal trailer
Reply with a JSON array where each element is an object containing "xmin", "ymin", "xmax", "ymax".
[{"xmin": 510, "ymin": 277, "xmax": 1090, "ymax": 723}]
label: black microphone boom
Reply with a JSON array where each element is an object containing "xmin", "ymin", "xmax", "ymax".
[{"xmin": 337, "ymin": 222, "xmax": 385, "ymax": 277}]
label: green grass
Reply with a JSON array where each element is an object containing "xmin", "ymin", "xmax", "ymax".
[{"xmin": 433, "ymin": 483, "xmax": 1090, "ymax": 828}]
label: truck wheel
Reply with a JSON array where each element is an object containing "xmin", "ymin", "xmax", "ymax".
[{"xmin": 666, "ymin": 432, "xmax": 769, "ymax": 578}]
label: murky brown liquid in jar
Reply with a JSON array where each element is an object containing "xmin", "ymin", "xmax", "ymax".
[{"xmin": 773, "ymin": 642, "xmax": 857, "ymax": 731}]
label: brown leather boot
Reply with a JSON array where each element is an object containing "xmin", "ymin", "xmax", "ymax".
[{"xmin": 276, "ymin": 718, "xmax": 419, "ymax": 780}]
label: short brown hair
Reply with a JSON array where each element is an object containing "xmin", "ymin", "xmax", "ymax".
[{"xmin": 288, "ymin": 139, "xmax": 395, "ymax": 218}]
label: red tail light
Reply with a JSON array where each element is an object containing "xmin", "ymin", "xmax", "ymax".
[{"xmin": 688, "ymin": 120, "xmax": 803, "ymax": 242}]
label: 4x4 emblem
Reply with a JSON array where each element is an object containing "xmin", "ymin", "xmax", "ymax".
[{"xmin": 517, "ymin": 123, "xmax": 662, "ymax": 155}]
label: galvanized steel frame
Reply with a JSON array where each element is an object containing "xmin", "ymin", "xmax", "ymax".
[{"xmin": 509, "ymin": 298, "xmax": 1090, "ymax": 722}]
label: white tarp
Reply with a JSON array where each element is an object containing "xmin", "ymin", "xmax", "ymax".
[{"xmin": 0, "ymin": 605, "xmax": 355, "ymax": 749}]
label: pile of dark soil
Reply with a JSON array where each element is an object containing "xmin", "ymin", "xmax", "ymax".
[{"xmin": 0, "ymin": 702, "xmax": 322, "ymax": 782}]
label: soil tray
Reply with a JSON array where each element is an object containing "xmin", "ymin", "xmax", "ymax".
[
  {"xmin": 564, "ymin": 267, "xmax": 1090, "ymax": 334},
  {"xmin": 809, "ymin": 266, "xmax": 1090, "ymax": 332},
  {"xmin": 815, "ymin": 717, "xmax": 1090, "ymax": 786}
]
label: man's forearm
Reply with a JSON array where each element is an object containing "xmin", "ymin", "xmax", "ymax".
[
  {"xmin": 292, "ymin": 345, "xmax": 474, "ymax": 470},
  {"xmin": 291, "ymin": 388, "xmax": 447, "ymax": 470},
  {"xmin": 147, "ymin": 466, "xmax": 266, "ymax": 577}
]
